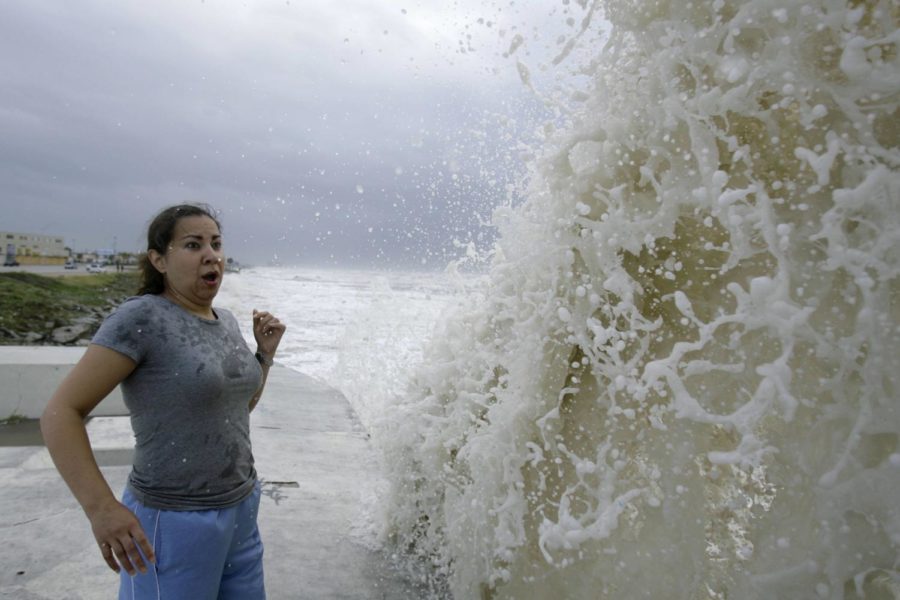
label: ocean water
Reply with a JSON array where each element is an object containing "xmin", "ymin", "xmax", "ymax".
[
  {"xmin": 214, "ymin": 265, "xmax": 475, "ymax": 430},
  {"xmin": 222, "ymin": 1, "xmax": 899, "ymax": 597},
  {"xmin": 366, "ymin": 2, "xmax": 900, "ymax": 599}
]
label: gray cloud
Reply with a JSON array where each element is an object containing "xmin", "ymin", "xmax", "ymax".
[{"xmin": 0, "ymin": 1, "xmax": 567, "ymax": 267}]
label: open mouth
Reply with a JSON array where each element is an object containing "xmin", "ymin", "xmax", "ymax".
[{"xmin": 201, "ymin": 272, "xmax": 220, "ymax": 285}]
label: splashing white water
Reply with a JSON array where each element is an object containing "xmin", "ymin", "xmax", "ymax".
[{"xmin": 378, "ymin": 1, "xmax": 900, "ymax": 597}]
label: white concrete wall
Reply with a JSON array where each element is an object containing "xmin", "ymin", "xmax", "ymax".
[{"xmin": 0, "ymin": 346, "xmax": 127, "ymax": 419}]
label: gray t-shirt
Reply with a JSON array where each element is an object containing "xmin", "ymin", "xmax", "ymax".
[{"xmin": 92, "ymin": 294, "xmax": 262, "ymax": 510}]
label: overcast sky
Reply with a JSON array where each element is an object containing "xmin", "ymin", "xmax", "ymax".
[{"xmin": 0, "ymin": 1, "xmax": 599, "ymax": 268}]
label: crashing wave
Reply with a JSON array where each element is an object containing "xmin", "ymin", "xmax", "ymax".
[{"xmin": 379, "ymin": 1, "xmax": 900, "ymax": 597}]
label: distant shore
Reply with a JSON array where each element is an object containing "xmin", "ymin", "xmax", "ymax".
[
  {"xmin": 0, "ymin": 271, "xmax": 139, "ymax": 346},
  {"xmin": 0, "ymin": 264, "xmax": 137, "ymax": 277}
]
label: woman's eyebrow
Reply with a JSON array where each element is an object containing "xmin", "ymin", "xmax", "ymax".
[{"xmin": 178, "ymin": 233, "xmax": 222, "ymax": 240}]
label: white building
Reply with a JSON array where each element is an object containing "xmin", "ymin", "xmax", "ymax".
[{"xmin": 1, "ymin": 230, "xmax": 67, "ymax": 265}]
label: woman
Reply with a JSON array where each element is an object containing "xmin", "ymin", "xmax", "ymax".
[{"xmin": 41, "ymin": 204, "xmax": 285, "ymax": 599}]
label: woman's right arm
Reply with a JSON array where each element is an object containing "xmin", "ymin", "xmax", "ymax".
[{"xmin": 40, "ymin": 344, "xmax": 155, "ymax": 576}]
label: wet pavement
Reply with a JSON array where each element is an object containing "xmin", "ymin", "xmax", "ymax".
[{"xmin": 0, "ymin": 364, "xmax": 428, "ymax": 599}]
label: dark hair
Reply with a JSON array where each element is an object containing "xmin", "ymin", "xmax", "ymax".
[{"xmin": 138, "ymin": 203, "xmax": 222, "ymax": 295}]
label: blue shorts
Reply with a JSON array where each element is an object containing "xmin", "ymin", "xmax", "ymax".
[{"xmin": 118, "ymin": 481, "xmax": 265, "ymax": 600}]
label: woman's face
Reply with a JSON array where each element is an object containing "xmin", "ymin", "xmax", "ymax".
[{"xmin": 150, "ymin": 215, "xmax": 224, "ymax": 309}]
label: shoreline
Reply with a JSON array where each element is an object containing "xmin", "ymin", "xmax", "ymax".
[
  {"xmin": 0, "ymin": 264, "xmax": 137, "ymax": 277},
  {"xmin": 0, "ymin": 271, "xmax": 139, "ymax": 346}
]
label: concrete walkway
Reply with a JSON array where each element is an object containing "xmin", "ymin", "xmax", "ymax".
[{"xmin": 0, "ymin": 365, "xmax": 428, "ymax": 599}]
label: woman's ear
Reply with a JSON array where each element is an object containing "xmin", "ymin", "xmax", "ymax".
[{"xmin": 148, "ymin": 249, "xmax": 167, "ymax": 274}]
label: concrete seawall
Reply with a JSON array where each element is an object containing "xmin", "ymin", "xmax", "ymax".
[{"xmin": 0, "ymin": 346, "xmax": 127, "ymax": 420}]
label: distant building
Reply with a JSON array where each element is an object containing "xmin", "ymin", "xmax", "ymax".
[
  {"xmin": 1, "ymin": 230, "xmax": 67, "ymax": 265},
  {"xmin": 96, "ymin": 249, "xmax": 115, "ymax": 263}
]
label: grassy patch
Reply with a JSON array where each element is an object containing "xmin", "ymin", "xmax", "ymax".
[
  {"xmin": 0, "ymin": 413, "xmax": 28, "ymax": 425},
  {"xmin": 0, "ymin": 272, "xmax": 139, "ymax": 340}
]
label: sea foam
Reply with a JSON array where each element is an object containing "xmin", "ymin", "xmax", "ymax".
[{"xmin": 378, "ymin": 1, "xmax": 900, "ymax": 597}]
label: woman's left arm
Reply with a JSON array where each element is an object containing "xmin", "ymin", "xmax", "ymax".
[{"xmin": 249, "ymin": 309, "xmax": 286, "ymax": 412}]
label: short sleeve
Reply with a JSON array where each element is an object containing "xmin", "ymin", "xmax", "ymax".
[{"xmin": 91, "ymin": 296, "xmax": 153, "ymax": 364}]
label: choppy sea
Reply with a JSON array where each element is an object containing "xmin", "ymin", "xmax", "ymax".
[{"xmin": 214, "ymin": 265, "xmax": 474, "ymax": 430}]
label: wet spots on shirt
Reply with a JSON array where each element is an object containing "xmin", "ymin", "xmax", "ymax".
[
  {"xmin": 222, "ymin": 349, "xmax": 247, "ymax": 379},
  {"xmin": 97, "ymin": 296, "xmax": 260, "ymax": 506},
  {"xmin": 219, "ymin": 442, "xmax": 239, "ymax": 478},
  {"xmin": 112, "ymin": 327, "xmax": 134, "ymax": 346},
  {"xmin": 154, "ymin": 329, "xmax": 169, "ymax": 344}
]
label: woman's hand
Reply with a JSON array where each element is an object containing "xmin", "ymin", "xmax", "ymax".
[
  {"xmin": 252, "ymin": 309, "xmax": 286, "ymax": 362},
  {"xmin": 88, "ymin": 498, "xmax": 155, "ymax": 576}
]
